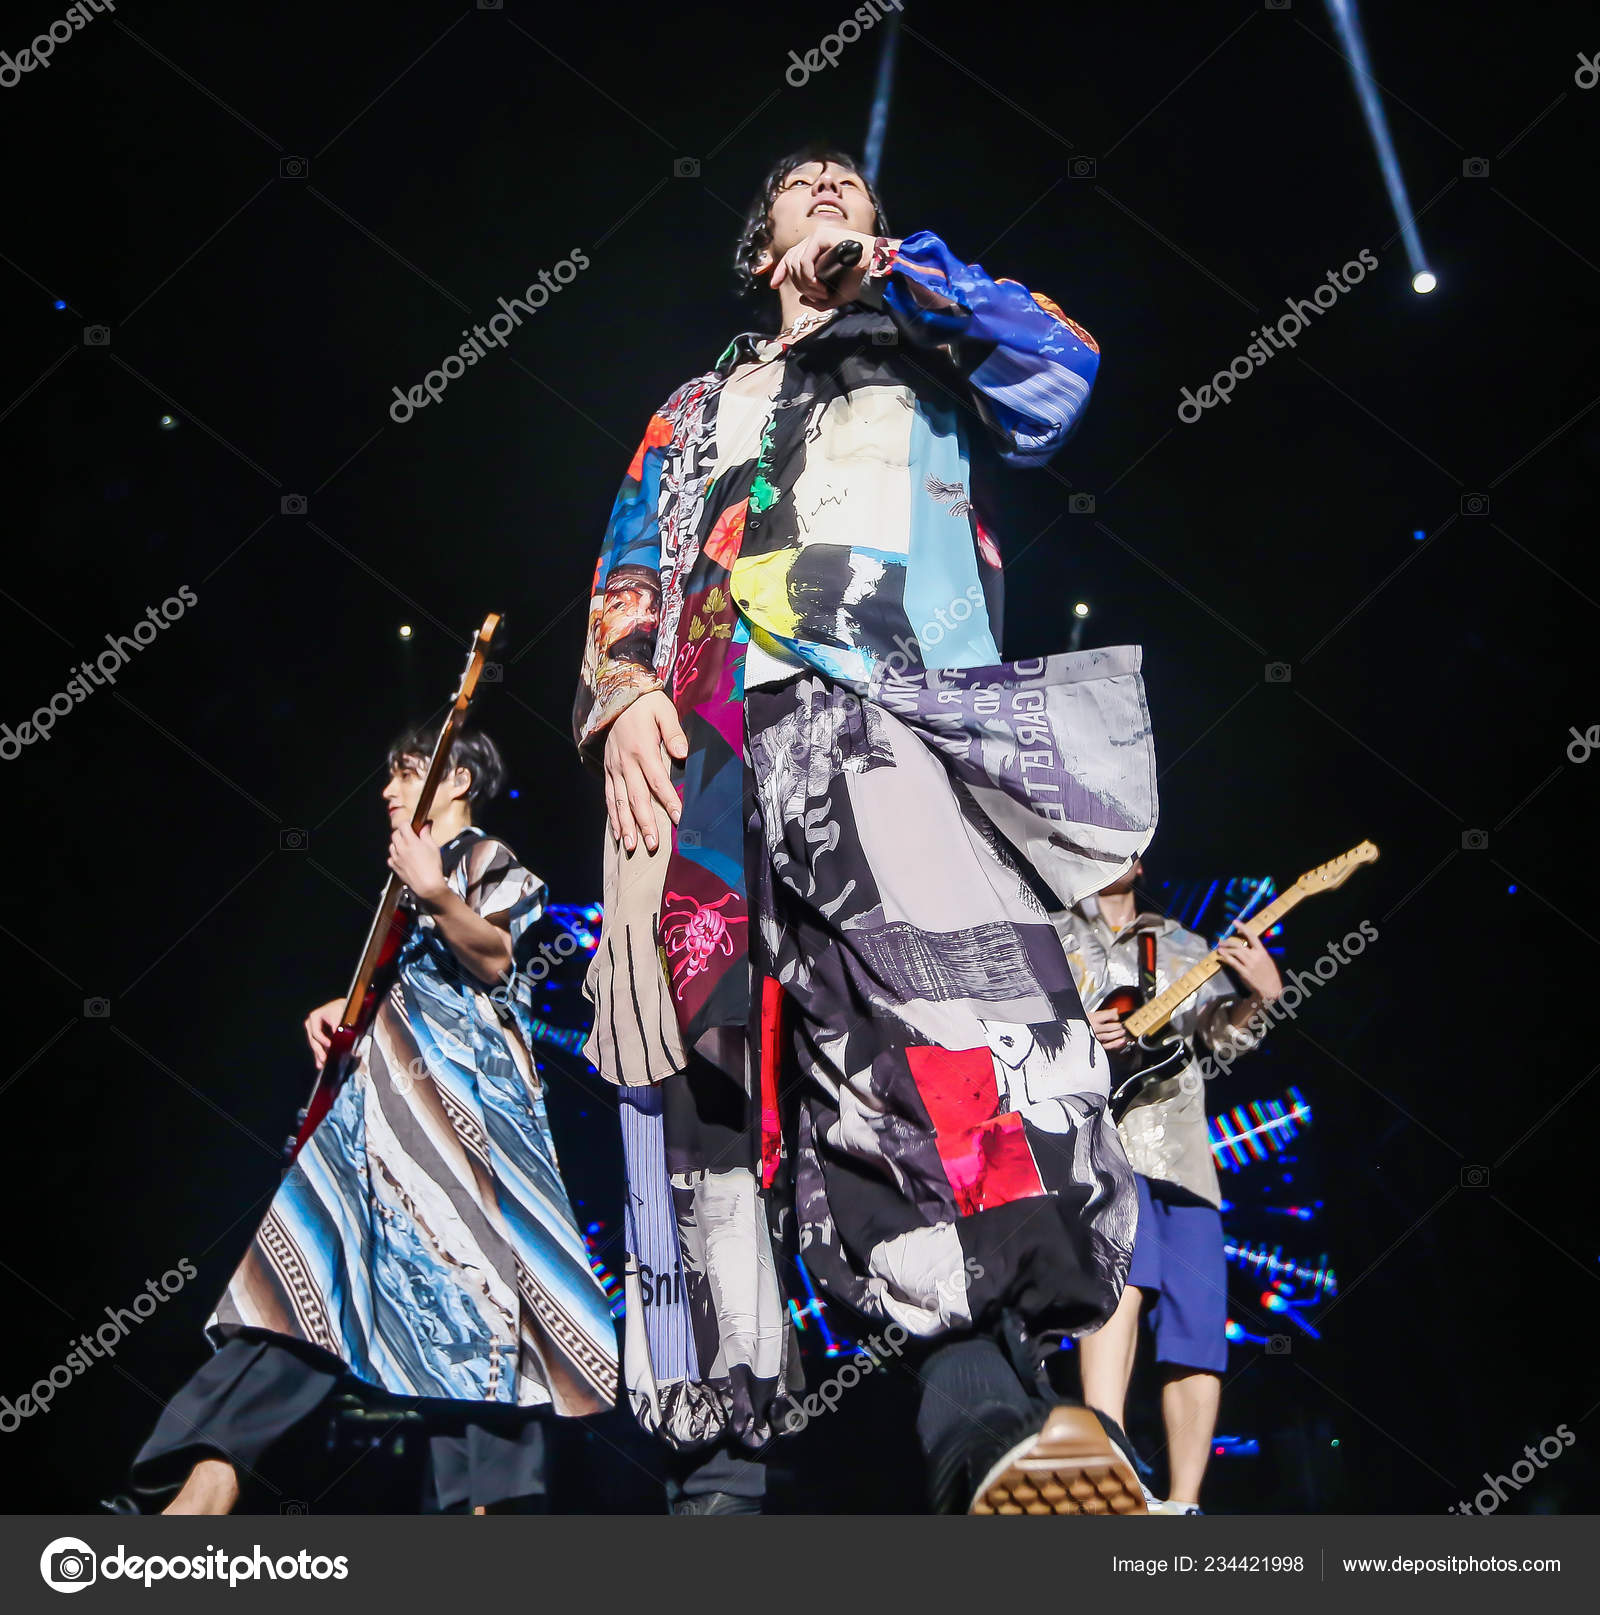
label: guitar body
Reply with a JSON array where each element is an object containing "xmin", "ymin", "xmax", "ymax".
[
  {"xmin": 1098, "ymin": 985, "xmax": 1189, "ymax": 1123},
  {"xmin": 285, "ymin": 907, "xmax": 412, "ymax": 1163}
]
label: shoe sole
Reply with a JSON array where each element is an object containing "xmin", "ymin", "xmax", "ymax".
[{"xmin": 969, "ymin": 1405, "xmax": 1149, "ymax": 1516}]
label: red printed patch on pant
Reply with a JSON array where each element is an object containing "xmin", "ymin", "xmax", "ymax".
[
  {"xmin": 905, "ymin": 1045, "xmax": 998, "ymax": 1133},
  {"xmin": 940, "ymin": 1112, "xmax": 1046, "ymax": 1216},
  {"xmin": 759, "ymin": 976, "xmax": 784, "ymax": 1189},
  {"xmin": 905, "ymin": 1045, "xmax": 1046, "ymax": 1214}
]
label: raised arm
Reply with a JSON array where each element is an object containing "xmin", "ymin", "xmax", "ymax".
[
  {"xmin": 387, "ymin": 823, "xmax": 516, "ymax": 986},
  {"xmin": 863, "ymin": 231, "xmax": 1101, "ymax": 467}
]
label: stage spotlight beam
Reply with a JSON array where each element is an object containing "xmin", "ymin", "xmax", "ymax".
[
  {"xmin": 861, "ymin": 9, "xmax": 902, "ymax": 187},
  {"xmin": 1322, "ymin": 0, "xmax": 1433, "ymax": 290}
]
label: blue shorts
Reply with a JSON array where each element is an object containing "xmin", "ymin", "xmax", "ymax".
[{"xmin": 1125, "ymin": 1174, "xmax": 1228, "ymax": 1373}]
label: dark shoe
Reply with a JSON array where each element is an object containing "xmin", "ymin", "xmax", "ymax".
[
  {"xmin": 926, "ymin": 1401, "xmax": 1037, "ymax": 1515},
  {"xmin": 968, "ymin": 1404, "xmax": 1148, "ymax": 1516},
  {"xmin": 669, "ymin": 1490, "xmax": 763, "ymax": 1516}
]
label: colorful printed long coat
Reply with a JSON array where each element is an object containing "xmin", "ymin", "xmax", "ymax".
[{"xmin": 574, "ymin": 232, "xmax": 1158, "ymax": 1447}]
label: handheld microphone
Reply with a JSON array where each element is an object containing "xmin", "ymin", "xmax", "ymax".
[{"xmin": 816, "ymin": 237, "xmax": 864, "ymax": 291}]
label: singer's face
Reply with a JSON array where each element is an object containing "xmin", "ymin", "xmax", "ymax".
[{"xmin": 764, "ymin": 161, "xmax": 877, "ymax": 264}]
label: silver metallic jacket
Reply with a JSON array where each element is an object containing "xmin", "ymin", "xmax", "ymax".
[{"xmin": 1054, "ymin": 897, "xmax": 1265, "ymax": 1207}]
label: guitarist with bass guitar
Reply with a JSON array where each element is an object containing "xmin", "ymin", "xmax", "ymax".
[
  {"xmin": 1059, "ymin": 852, "xmax": 1284, "ymax": 1517},
  {"xmin": 129, "ymin": 631, "xmax": 619, "ymax": 1516}
]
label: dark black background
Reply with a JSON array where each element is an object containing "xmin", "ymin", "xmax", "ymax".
[{"xmin": 0, "ymin": 0, "xmax": 1593, "ymax": 1514}]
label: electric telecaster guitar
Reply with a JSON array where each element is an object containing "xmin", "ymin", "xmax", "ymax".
[
  {"xmin": 1099, "ymin": 841, "xmax": 1379, "ymax": 1122},
  {"xmin": 282, "ymin": 613, "xmax": 503, "ymax": 1165}
]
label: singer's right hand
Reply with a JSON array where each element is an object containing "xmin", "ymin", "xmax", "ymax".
[
  {"xmin": 771, "ymin": 223, "xmax": 875, "ymax": 308},
  {"xmin": 603, "ymin": 690, "xmax": 687, "ymax": 854}
]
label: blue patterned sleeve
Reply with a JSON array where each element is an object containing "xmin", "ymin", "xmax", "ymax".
[{"xmin": 869, "ymin": 231, "xmax": 1100, "ymax": 467}]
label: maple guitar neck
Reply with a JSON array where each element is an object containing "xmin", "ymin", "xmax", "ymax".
[
  {"xmin": 1117, "ymin": 839, "xmax": 1379, "ymax": 1040},
  {"xmin": 1121, "ymin": 889, "xmax": 1305, "ymax": 1039},
  {"xmin": 336, "ymin": 614, "xmax": 501, "ymax": 1029}
]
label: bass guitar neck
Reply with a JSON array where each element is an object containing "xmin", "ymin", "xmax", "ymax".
[{"xmin": 283, "ymin": 613, "xmax": 503, "ymax": 1164}]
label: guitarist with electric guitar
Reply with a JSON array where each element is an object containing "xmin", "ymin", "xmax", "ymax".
[
  {"xmin": 1065, "ymin": 840, "xmax": 1377, "ymax": 1517},
  {"xmin": 129, "ymin": 619, "xmax": 619, "ymax": 1517}
]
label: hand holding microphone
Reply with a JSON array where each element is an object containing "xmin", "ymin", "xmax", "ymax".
[{"xmin": 771, "ymin": 228, "xmax": 870, "ymax": 308}]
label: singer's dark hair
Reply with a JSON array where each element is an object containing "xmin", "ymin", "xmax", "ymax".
[
  {"xmin": 733, "ymin": 145, "xmax": 890, "ymax": 296},
  {"xmin": 387, "ymin": 725, "xmax": 507, "ymax": 805}
]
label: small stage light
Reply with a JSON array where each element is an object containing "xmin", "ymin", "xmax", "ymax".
[
  {"xmin": 1412, "ymin": 271, "xmax": 1437, "ymax": 294},
  {"xmin": 53, "ymin": 299, "xmax": 66, "ymax": 311},
  {"xmin": 1073, "ymin": 601, "xmax": 1090, "ymax": 618},
  {"xmin": 508, "ymin": 788, "xmax": 520, "ymax": 800},
  {"xmin": 1412, "ymin": 529, "xmax": 1426, "ymax": 541},
  {"xmin": 157, "ymin": 414, "xmax": 178, "ymax": 431},
  {"xmin": 398, "ymin": 624, "xmax": 413, "ymax": 640}
]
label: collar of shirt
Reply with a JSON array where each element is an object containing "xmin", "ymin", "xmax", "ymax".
[
  {"xmin": 714, "ymin": 308, "xmax": 843, "ymax": 375},
  {"xmin": 715, "ymin": 331, "xmax": 765, "ymax": 373},
  {"xmin": 1077, "ymin": 893, "xmax": 1177, "ymax": 948}
]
